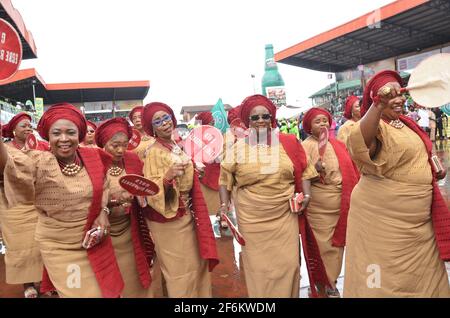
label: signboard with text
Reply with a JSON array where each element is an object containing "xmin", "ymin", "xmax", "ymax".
[
  {"xmin": 0, "ymin": 18, "xmax": 22, "ymax": 81},
  {"xmin": 265, "ymin": 86, "xmax": 287, "ymax": 108}
]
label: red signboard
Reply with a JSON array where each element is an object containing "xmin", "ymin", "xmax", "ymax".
[
  {"xmin": 0, "ymin": 18, "xmax": 22, "ymax": 81},
  {"xmin": 184, "ymin": 125, "xmax": 223, "ymax": 164},
  {"xmin": 119, "ymin": 174, "xmax": 159, "ymax": 196},
  {"xmin": 25, "ymin": 133, "xmax": 37, "ymax": 150},
  {"xmin": 127, "ymin": 129, "xmax": 141, "ymax": 150}
]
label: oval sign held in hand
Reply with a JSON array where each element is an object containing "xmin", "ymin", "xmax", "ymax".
[
  {"xmin": 184, "ymin": 125, "xmax": 224, "ymax": 164},
  {"xmin": 230, "ymin": 118, "xmax": 249, "ymax": 139},
  {"xmin": 25, "ymin": 134, "xmax": 38, "ymax": 150},
  {"xmin": 127, "ymin": 129, "xmax": 142, "ymax": 150},
  {"xmin": 0, "ymin": 18, "xmax": 23, "ymax": 81},
  {"xmin": 119, "ymin": 174, "xmax": 159, "ymax": 196},
  {"xmin": 318, "ymin": 127, "xmax": 329, "ymax": 159},
  {"xmin": 405, "ymin": 53, "xmax": 450, "ymax": 108}
]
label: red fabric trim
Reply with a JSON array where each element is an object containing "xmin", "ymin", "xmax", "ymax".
[
  {"xmin": 328, "ymin": 139, "xmax": 360, "ymax": 247},
  {"xmin": 200, "ymin": 162, "xmax": 220, "ymax": 191},
  {"xmin": 400, "ymin": 115, "xmax": 450, "ymax": 261},
  {"xmin": 190, "ymin": 168, "xmax": 219, "ymax": 271},
  {"xmin": 37, "ymin": 140, "xmax": 50, "ymax": 151},
  {"xmin": 123, "ymin": 151, "xmax": 154, "ymax": 288},
  {"xmin": 40, "ymin": 148, "xmax": 124, "ymax": 297},
  {"xmin": 142, "ymin": 140, "xmax": 219, "ymax": 270},
  {"xmin": 79, "ymin": 147, "xmax": 124, "ymax": 298},
  {"xmin": 40, "ymin": 267, "xmax": 55, "ymax": 294},
  {"xmin": 279, "ymin": 133, "xmax": 332, "ymax": 297}
]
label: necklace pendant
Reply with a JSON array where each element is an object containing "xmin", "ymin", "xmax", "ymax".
[
  {"xmin": 172, "ymin": 145, "xmax": 182, "ymax": 155},
  {"xmin": 108, "ymin": 166, "xmax": 123, "ymax": 177},
  {"xmin": 389, "ymin": 119, "xmax": 404, "ymax": 129}
]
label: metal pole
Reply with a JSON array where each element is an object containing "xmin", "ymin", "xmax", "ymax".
[
  {"xmin": 32, "ymin": 79, "xmax": 36, "ymax": 111},
  {"xmin": 251, "ymin": 74, "xmax": 256, "ymax": 94}
]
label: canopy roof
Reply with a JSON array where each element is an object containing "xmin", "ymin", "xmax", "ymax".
[{"xmin": 276, "ymin": 0, "xmax": 450, "ymax": 72}]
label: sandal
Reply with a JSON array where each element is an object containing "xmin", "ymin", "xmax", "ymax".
[{"xmin": 24, "ymin": 286, "xmax": 39, "ymax": 298}]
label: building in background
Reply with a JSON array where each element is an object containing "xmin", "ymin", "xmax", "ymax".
[
  {"xmin": 0, "ymin": 68, "xmax": 149, "ymax": 125},
  {"xmin": 275, "ymin": 0, "xmax": 450, "ymax": 114},
  {"xmin": 0, "ymin": 0, "xmax": 38, "ymax": 124},
  {"xmin": 180, "ymin": 104, "xmax": 232, "ymax": 122}
]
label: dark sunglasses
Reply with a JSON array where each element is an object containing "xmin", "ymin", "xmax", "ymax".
[
  {"xmin": 87, "ymin": 129, "xmax": 95, "ymax": 133},
  {"xmin": 152, "ymin": 114, "xmax": 172, "ymax": 127},
  {"xmin": 249, "ymin": 114, "xmax": 272, "ymax": 121}
]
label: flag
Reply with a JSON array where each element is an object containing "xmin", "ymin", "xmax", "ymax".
[{"xmin": 211, "ymin": 98, "xmax": 229, "ymax": 134}]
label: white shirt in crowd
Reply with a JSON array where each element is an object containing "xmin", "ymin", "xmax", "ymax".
[{"xmin": 417, "ymin": 108, "xmax": 429, "ymax": 128}]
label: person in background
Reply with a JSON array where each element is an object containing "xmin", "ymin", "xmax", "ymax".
[
  {"xmin": 279, "ymin": 119, "xmax": 289, "ymax": 134},
  {"xmin": 129, "ymin": 106, "xmax": 155, "ymax": 160},
  {"xmin": 0, "ymin": 103, "xmax": 124, "ymax": 298},
  {"xmin": 80, "ymin": 120, "xmax": 98, "ymax": 148},
  {"xmin": 0, "ymin": 113, "xmax": 45, "ymax": 298},
  {"xmin": 434, "ymin": 108, "xmax": 445, "ymax": 141},
  {"xmin": 417, "ymin": 105, "xmax": 430, "ymax": 136},
  {"xmin": 195, "ymin": 111, "xmax": 222, "ymax": 216},
  {"xmin": 337, "ymin": 96, "xmax": 361, "ymax": 145},
  {"xmin": 288, "ymin": 118, "xmax": 300, "ymax": 139},
  {"xmin": 95, "ymin": 118, "xmax": 155, "ymax": 297},
  {"xmin": 1, "ymin": 113, "xmax": 49, "ymax": 151},
  {"xmin": 141, "ymin": 102, "xmax": 218, "ymax": 297},
  {"xmin": 219, "ymin": 94, "xmax": 330, "ymax": 298},
  {"xmin": 301, "ymin": 107, "xmax": 359, "ymax": 298},
  {"xmin": 344, "ymin": 70, "xmax": 450, "ymax": 297},
  {"xmin": 406, "ymin": 104, "xmax": 420, "ymax": 123},
  {"xmin": 429, "ymin": 108, "xmax": 437, "ymax": 142}
]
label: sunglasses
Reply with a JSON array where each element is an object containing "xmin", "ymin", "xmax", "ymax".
[
  {"xmin": 152, "ymin": 114, "xmax": 172, "ymax": 127},
  {"xmin": 87, "ymin": 129, "xmax": 95, "ymax": 133},
  {"xmin": 249, "ymin": 114, "xmax": 272, "ymax": 121}
]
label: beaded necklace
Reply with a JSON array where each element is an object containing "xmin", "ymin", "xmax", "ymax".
[{"xmin": 57, "ymin": 154, "xmax": 83, "ymax": 177}]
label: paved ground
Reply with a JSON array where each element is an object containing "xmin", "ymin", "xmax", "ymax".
[{"xmin": 1, "ymin": 139, "xmax": 450, "ymax": 298}]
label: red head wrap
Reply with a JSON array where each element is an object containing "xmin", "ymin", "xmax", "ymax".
[
  {"xmin": 1, "ymin": 112, "xmax": 32, "ymax": 138},
  {"xmin": 37, "ymin": 103, "xmax": 87, "ymax": 141},
  {"xmin": 361, "ymin": 70, "xmax": 403, "ymax": 116},
  {"xmin": 86, "ymin": 120, "xmax": 97, "ymax": 131},
  {"xmin": 227, "ymin": 105, "xmax": 241, "ymax": 125},
  {"xmin": 240, "ymin": 95, "xmax": 277, "ymax": 128},
  {"xmin": 95, "ymin": 117, "xmax": 132, "ymax": 148},
  {"xmin": 142, "ymin": 102, "xmax": 177, "ymax": 136},
  {"xmin": 128, "ymin": 106, "xmax": 144, "ymax": 123},
  {"xmin": 196, "ymin": 111, "xmax": 214, "ymax": 125},
  {"xmin": 344, "ymin": 96, "xmax": 360, "ymax": 120},
  {"xmin": 302, "ymin": 107, "xmax": 332, "ymax": 135}
]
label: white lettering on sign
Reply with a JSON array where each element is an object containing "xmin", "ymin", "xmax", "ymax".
[
  {"xmin": 5, "ymin": 51, "xmax": 18, "ymax": 64},
  {"xmin": 0, "ymin": 49, "xmax": 4, "ymax": 61},
  {"xmin": 0, "ymin": 32, "xmax": 5, "ymax": 44}
]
